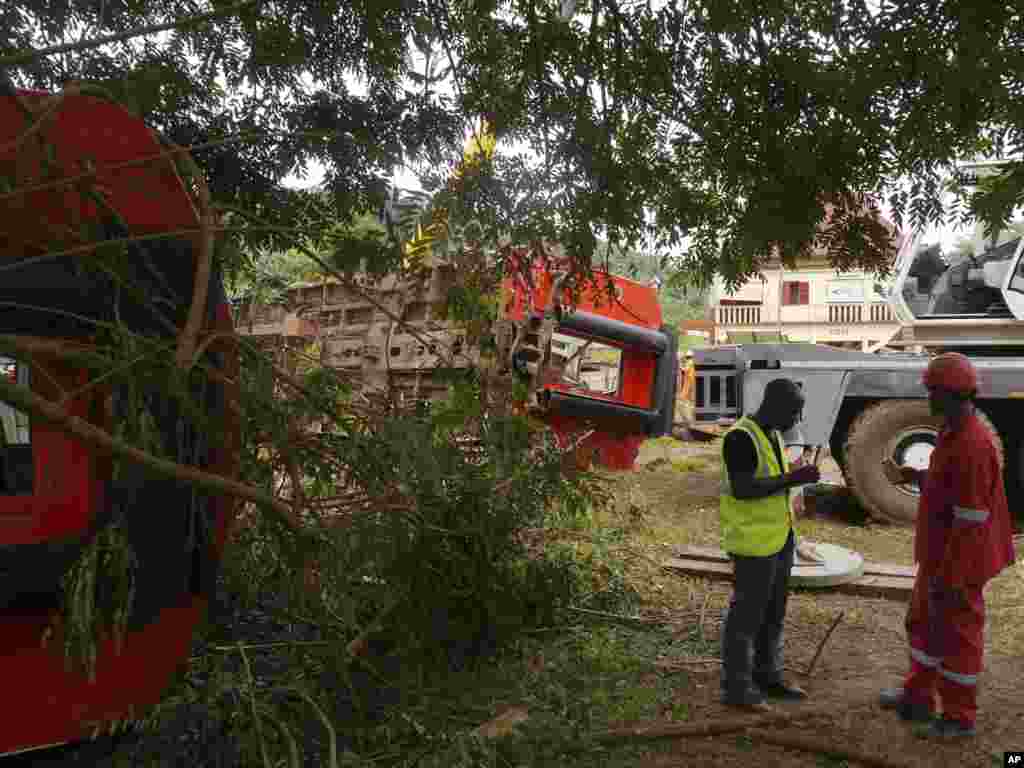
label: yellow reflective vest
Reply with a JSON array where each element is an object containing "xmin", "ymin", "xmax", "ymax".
[{"xmin": 719, "ymin": 416, "xmax": 794, "ymax": 556}]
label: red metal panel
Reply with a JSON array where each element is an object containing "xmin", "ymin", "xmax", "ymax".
[
  {"xmin": 0, "ymin": 89, "xmax": 199, "ymax": 244},
  {"xmin": 0, "ymin": 375, "xmax": 100, "ymax": 544},
  {"xmin": 0, "ymin": 597, "xmax": 205, "ymax": 756},
  {"xmin": 0, "ymin": 85, "xmax": 239, "ymax": 756}
]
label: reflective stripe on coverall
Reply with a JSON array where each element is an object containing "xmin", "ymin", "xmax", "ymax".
[{"xmin": 904, "ymin": 412, "xmax": 1016, "ymax": 725}]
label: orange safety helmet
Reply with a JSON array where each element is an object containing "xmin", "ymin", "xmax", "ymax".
[{"xmin": 922, "ymin": 352, "xmax": 978, "ymax": 394}]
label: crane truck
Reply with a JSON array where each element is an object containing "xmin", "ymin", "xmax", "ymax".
[{"xmin": 690, "ymin": 162, "xmax": 1024, "ymax": 525}]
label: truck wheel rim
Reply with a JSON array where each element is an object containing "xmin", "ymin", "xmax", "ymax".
[{"xmin": 889, "ymin": 427, "xmax": 938, "ymax": 497}]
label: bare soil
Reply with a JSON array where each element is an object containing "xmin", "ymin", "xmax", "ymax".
[{"xmin": 621, "ymin": 438, "xmax": 1024, "ymax": 767}]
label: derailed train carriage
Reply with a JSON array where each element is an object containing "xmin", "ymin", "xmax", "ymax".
[
  {"xmin": 0, "ymin": 83, "xmax": 683, "ymax": 758},
  {"xmin": 0, "ymin": 87, "xmax": 239, "ymax": 756}
]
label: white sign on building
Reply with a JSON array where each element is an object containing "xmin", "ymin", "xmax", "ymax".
[{"xmin": 825, "ymin": 280, "xmax": 864, "ymax": 303}]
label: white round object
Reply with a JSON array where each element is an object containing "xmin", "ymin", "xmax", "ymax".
[{"xmin": 790, "ymin": 541, "xmax": 865, "ymax": 588}]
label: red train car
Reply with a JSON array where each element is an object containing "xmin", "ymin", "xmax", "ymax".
[
  {"xmin": 0, "ymin": 88, "xmax": 239, "ymax": 756},
  {"xmin": 500, "ymin": 255, "xmax": 678, "ymax": 469}
]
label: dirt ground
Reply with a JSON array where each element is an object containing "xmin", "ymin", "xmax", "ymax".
[{"xmin": 623, "ymin": 438, "xmax": 1024, "ymax": 768}]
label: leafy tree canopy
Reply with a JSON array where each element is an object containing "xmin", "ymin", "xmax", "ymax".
[{"xmin": 4, "ymin": 0, "xmax": 1023, "ymax": 291}]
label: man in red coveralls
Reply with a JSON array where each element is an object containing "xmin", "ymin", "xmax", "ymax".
[{"xmin": 879, "ymin": 352, "xmax": 1017, "ymax": 738}]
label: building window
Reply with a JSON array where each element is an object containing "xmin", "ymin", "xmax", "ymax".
[
  {"xmin": 781, "ymin": 281, "xmax": 810, "ymax": 306},
  {"xmin": 0, "ymin": 359, "xmax": 32, "ymax": 494}
]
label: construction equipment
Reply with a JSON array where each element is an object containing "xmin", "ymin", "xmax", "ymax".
[
  {"xmin": 689, "ymin": 161, "xmax": 1024, "ymax": 524},
  {"xmin": 0, "ymin": 87, "xmax": 239, "ymax": 757}
]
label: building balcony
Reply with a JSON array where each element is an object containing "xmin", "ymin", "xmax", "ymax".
[
  {"xmin": 716, "ymin": 305, "xmax": 762, "ymax": 326},
  {"xmin": 713, "ymin": 301, "xmax": 901, "ymax": 350},
  {"xmin": 717, "ymin": 301, "xmax": 896, "ymax": 327}
]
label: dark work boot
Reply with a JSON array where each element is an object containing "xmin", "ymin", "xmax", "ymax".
[
  {"xmin": 721, "ymin": 686, "xmax": 774, "ymax": 712},
  {"xmin": 752, "ymin": 627, "xmax": 805, "ymax": 700},
  {"xmin": 927, "ymin": 716, "xmax": 976, "ymax": 738},
  {"xmin": 721, "ymin": 607, "xmax": 772, "ymax": 711},
  {"xmin": 755, "ymin": 679, "xmax": 807, "ymax": 701},
  {"xmin": 879, "ymin": 687, "xmax": 934, "ymax": 722},
  {"xmin": 879, "ymin": 687, "xmax": 904, "ymax": 709}
]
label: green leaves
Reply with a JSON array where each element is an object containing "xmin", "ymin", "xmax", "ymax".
[{"xmin": 11, "ymin": 0, "xmax": 1018, "ymax": 285}]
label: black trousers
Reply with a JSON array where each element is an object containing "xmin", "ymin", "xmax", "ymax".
[{"xmin": 721, "ymin": 530, "xmax": 795, "ymax": 694}]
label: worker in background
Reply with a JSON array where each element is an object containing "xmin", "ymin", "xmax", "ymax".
[
  {"xmin": 879, "ymin": 353, "xmax": 1016, "ymax": 738},
  {"xmin": 680, "ymin": 350, "xmax": 696, "ymax": 402},
  {"xmin": 719, "ymin": 378, "xmax": 820, "ymax": 711}
]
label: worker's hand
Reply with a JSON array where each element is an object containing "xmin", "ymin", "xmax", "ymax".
[
  {"xmin": 791, "ymin": 491, "xmax": 805, "ymax": 517},
  {"xmin": 882, "ymin": 458, "xmax": 918, "ymax": 485},
  {"xmin": 795, "ymin": 540, "xmax": 826, "ymax": 564},
  {"xmin": 788, "ymin": 464, "xmax": 820, "ymax": 486}
]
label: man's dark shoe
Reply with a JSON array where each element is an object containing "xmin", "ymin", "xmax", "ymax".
[
  {"xmin": 721, "ymin": 688, "xmax": 774, "ymax": 713},
  {"xmin": 878, "ymin": 687, "xmax": 933, "ymax": 722},
  {"xmin": 926, "ymin": 716, "xmax": 976, "ymax": 739},
  {"xmin": 757, "ymin": 681, "xmax": 807, "ymax": 701},
  {"xmin": 878, "ymin": 687, "xmax": 904, "ymax": 709}
]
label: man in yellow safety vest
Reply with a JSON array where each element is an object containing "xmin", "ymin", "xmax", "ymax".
[{"xmin": 719, "ymin": 378, "xmax": 820, "ymax": 711}]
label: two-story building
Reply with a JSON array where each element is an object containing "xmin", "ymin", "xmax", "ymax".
[
  {"xmin": 709, "ymin": 204, "xmax": 907, "ymax": 351},
  {"xmin": 710, "ymin": 259, "xmax": 902, "ymax": 351}
]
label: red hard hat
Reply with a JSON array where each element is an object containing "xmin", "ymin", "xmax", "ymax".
[{"xmin": 922, "ymin": 352, "xmax": 978, "ymax": 394}]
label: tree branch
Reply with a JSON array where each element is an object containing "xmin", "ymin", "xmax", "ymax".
[
  {"xmin": 746, "ymin": 730, "xmax": 914, "ymax": 768},
  {"xmin": 0, "ymin": 375, "xmax": 304, "ymax": 532},
  {"xmin": 0, "ymin": 129, "xmax": 352, "ymax": 204},
  {"xmin": 0, "ymin": 224, "xmax": 322, "ymax": 276},
  {"xmin": 0, "ymin": 0, "xmax": 262, "ymax": 67},
  {"xmin": 590, "ymin": 708, "xmax": 825, "ymax": 744},
  {"xmin": 171, "ymin": 147, "xmax": 214, "ymax": 369},
  {"xmin": 803, "ymin": 610, "xmax": 844, "ymax": 677}
]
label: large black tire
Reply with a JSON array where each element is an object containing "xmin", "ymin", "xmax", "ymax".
[{"xmin": 843, "ymin": 400, "xmax": 1003, "ymax": 524}]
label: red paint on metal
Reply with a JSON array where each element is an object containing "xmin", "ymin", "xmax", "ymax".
[
  {"xmin": 0, "ymin": 597, "xmax": 205, "ymax": 756},
  {"xmin": 501, "ymin": 255, "xmax": 664, "ymax": 470},
  {"xmin": 0, "ymin": 89, "xmax": 199, "ymax": 242},
  {"xmin": 0, "ymin": 88, "xmax": 239, "ymax": 756}
]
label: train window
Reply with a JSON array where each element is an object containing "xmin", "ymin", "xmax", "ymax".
[
  {"xmin": 0, "ymin": 358, "xmax": 32, "ymax": 494},
  {"xmin": 548, "ymin": 334, "xmax": 622, "ymax": 397}
]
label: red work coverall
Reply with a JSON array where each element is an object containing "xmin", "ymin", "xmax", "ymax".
[{"xmin": 903, "ymin": 412, "xmax": 1017, "ymax": 725}]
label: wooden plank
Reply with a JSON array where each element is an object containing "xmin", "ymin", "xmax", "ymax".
[
  {"xmin": 862, "ymin": 561, "xmax": 917, "ymax": 579},
  {"xmin": 663, "ymin": 556, "xmax": 733, "ymax": 579},
  {"xmin": 662, "ymin": 557, "xmax": 914, "ymax": 601},
  {"xmin": 674, "ymin": 546, "xmax": 917, "ymax": 579},
  {"xmin": 833, "ymin": 574, "xmax": 914, "ymax": 600},
  {"xmin": 674, "ymin": 545, "xmax": 729, "ymax": 563}
]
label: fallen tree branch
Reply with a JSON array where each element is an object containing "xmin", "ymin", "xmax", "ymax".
[
  {"xmin": 697, "ymin": 591, "xmax": 712, "ymax": 642},
  {"xmin": 171, "ymin": 146, "xmax": 213, "ymax": 369},
  {"xmin": 745, "ymin": 729, "xmax": 914, "ymax": 768},
  {"xmin": 590, "ymin": 708, "xmax": 827, "ymax": 744},
  {"xmin": 0, "ymin": 375, "xmax": 304, "ymax": 533},
  {"xmin": 804, "ymin": 610, "xmax": 845, "ymax": 677},
  {"xmin": 0, "ymin": 332, "xmax": 244, "ymax": 420},
  {"xmin": 655, "ymin": 657, "xmax": 722, "ymax": 667},
  {"xmin": 655, "ymin": 658, "xmax": 802, "ymax": 675},
  {"xmin": 586, "ymin": 697, "xmax": 878, "ymax": 749},
  {"xmin": 568, "ymin": 605, "xmax": 666, "ymax": 628}
]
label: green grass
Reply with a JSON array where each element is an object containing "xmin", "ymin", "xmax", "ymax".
[{"xmin": 409, "ymin": 624, "xmax": 691, "ymax": 767}]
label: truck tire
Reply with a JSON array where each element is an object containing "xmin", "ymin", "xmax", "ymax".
[{"xmin": 842, "ymin": 400, "xmax": 1003, "ymax": 524}]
